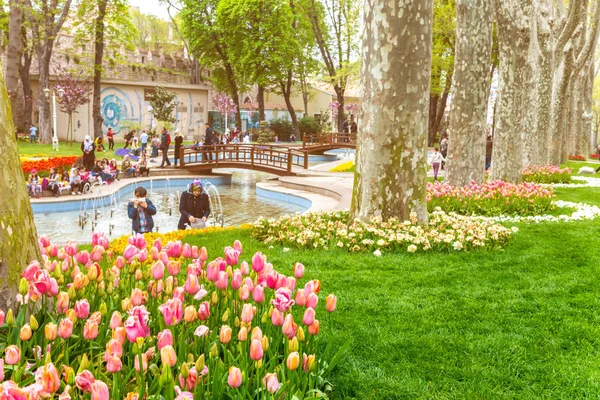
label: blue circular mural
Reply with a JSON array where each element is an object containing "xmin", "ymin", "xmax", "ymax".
[{"xmin": 101, "ymin": 94, "xmax": 128, "ymax": 134}]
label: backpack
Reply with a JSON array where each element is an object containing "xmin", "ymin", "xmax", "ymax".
[
  {"xmin": 41, "ymin": 178, "xmax": 49, "ymax": 191},
  {"xmin": 166, "ymin": 133, "xmax": 171, "ymax": 146}
]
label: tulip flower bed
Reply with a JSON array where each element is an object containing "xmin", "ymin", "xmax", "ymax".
[
  {"xmin": 568, "ymin": 155, "xmax": 586, "ymax": 161},
  {"xmin": 427, "ymin": 180, "xmax": 555, "ymax": 216},
  {"xmin": 329, "ymin": 161, "xmax": 355, "ymax": 173},
  {"xmin": 522, "ymin": 165, "xmax": 572, "ymax": 184},
  {"xmin": 0, "ymin": 233, "xmax": 345, "ymax": 399},
  {"xmin": 252, "ymin": 210, "xmax": 514, "ymax": 253},
  {"xmin": 21, "ymin": 156, "xmax": 78, "ymax": 177}
]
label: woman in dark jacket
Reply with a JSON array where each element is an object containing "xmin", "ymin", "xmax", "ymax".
[
  {"xmin": 81, "ymin": 135, "xmax": 96, "ymax": 171},
  {"xmin": 127, "ymin": 187, "xmax": 157, "ymax": 234},
  {"xmin": 174, "ymin": 130, "xmax": 184, "ymax": 167},
  {"xmin": 178, "ymin": 178, "xmax": 210, "ymax": 230}
]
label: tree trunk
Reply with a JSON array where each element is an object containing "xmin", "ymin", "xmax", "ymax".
[
  {"xmin": 0, "ymin": 61, "xmax": 41, "ymax": 311},
  {"xmin": 431, "ymin": 71, "xmax": 453, "ymax": 144},
  {"xmin": 257, "ymin": 84, "xmax": 265, "ymax": 122},
  {"xmin": 351, "ymin": 0, "xmax": 432, "ymax": 223},
  {"xmin": 536, "ymin": 9, "xmax": 553, "ymax": 165},
  {"xmin": 231, "ymin": 90, "xmax": 242, "ymax": 131},
  {"xmin": 37, "ymin": 58, "xmax": 52, "ymax": 143},
  {"xmin": 446, "ymin": 0, "xmax": 493, "ymax": 186},
  {"xmin": 93, "ymin": 0, "xmax": 108, "ymax": 139},
  {"xmin": 549, "ymin": 49, "xmax": 573, "ymax": 165},
  {"xmin": 522, "ymin": 60, "xmax": 539, "ymax": 167},
  {"xmin": 19, "ymin": 41, "xmax": 32, "ymax": 130},
  {"xmin": 335, "ymin": 90, "xmax": 344, "ymax": 132},
  {"xmin": 490, "ymin": 0, "xmax": 532, "ymax": 183},
  {"xmin": 428, "ymin": 93, "xmax": 439, "ymax": 146},
  {"xmin": 581, "ymin": 63, "xmax": 594, "ymax": 155},
  {"xmin": 280, "ymin": 72, "xmax": 300, "ymax": 136},
  {"xmin": 6, "ymin": 0, "xmax": 22, "ymax": 129}
]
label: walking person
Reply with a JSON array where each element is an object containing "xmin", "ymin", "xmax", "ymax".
[
  {"xmin": 140, "ymin": 130, "xmax": 149, "ymax": 155},
  {"xmin": 159, "ymin": 127, "xmax": 172, "ymax": 168},
  {"xmin": 203, "ymin": 123, "xmax": 214, "ymax": 162},
  {"xmin": 127, "ymin": 187, "xmax": 157, "ymax": 234},
  {"xmin": 430, "ymin": 147, "xmax": 446, "ymax": 182},
  {"xmin": 439, "ymin": 133, "xmax": 448, "ymax": 170},
  {"xmin": 81, "ymin": 135, "xmax": 96, "ymax": 171},
  {"xmin": 29, "ymin": 124, "xmax": 38, "ymax": 143},
  {"xmin": 106, "ymin": 127, "xmax": 115, "ymax": 150},
  {"xmin": 485, "ymin": 134, "xmax": 493, "ymax": 171},
  {"xmin": 178, "ymin": 178, "xmax": 211, "ymax": 230},
  {"xmin": 151, "ymin": 134, "xmax": 160, "ymax": 159},
  {"xmin": 174, "ymin": 130, "xmax": 184, "ymax": 167}
]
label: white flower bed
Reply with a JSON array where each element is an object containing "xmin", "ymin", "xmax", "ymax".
[
  {"xmin": 484, "ymin": 200, "xmax": 600, "ymax": 223},
  {"xmin": 547, "ymin": 176, "xmax": 600, "ymax": 188}
]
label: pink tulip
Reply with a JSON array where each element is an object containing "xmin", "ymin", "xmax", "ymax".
[
  {"xmin": 231, "ymin": 270, "xmax": 243, "ymax": 290},
  {"xmin": 293, "ymin": 262, "xmax": 304, "ymax": 279},
  {"xmin": 157, "ymin": 329, "xmax": 174, "ymax": 350},
  {"xmin": 271, "ymin": 309, "xmax": 284, "ymax": 326},
  {"xmin": 123, "ymin": 245, "xmax": 138, "ymax": 261},
  {"xmin": 182, "ymin": 243, "xmax": 192, "ymax": 258},
  {"xmin": 175, "ymin": 389, "xmax": 194, "ymax": 400},
  {"xmin": 216, "ymin": 271, "xmax": 229, "ymax": 290},
  {"xmin": 239, "ymin": 284, "xmax": 250, "ymax": 301},
  {"xmin": 105, "ymin": 339, "xmax": 123, "ymax": 358},
  {"xmin": 250, "ymin": 339, "xmax": 263, "ymax": 361},
  {"xmin": 34, "ymin": 362, "xmax": 60, "ymax": 394},
  {"xmin": 74, "ymin": 299, "xmax": 90, "ymax": 319},
  {"xmin": 303, "ymin": 307, "xmax": 316, "ymax": 326},
  {"xmin": 0, "ymin": 310, "xmax": 4, "ymax": 326},
  {"xmin": 152, "ymin": 261, "xmax": 165, "ymax": 280},
  {"xmin": 252, "ymin": 252, "xmax": 265, "ymax": 273},
  {"xmin": 193, "ymin": 285, "xmax": 208, "ymax": 300},
  {"xmin": 286, "ymin": 277, "xmax": 297, "ymax": 291},
  {"xmin": 194, "ymin": 325, "xmax": 210, "ymax": 337},
  {"xmin": 225, "ymin": 247, "xmax": 239, "ymax": 266},
  {"xmin": 134, "ymin": 234, "xmax": 146, "ymax": 250},
  {"xmin": 46, "ymin": 244, "xmax": 58, "ymax": 257},
  {"xmin": 98, "ymin": 236, "xmax": 110, "ymax": 250},
  {"xmin": 282, "ymin": 313, "xmax": 297, "ymax": 339},
  {"xmin": 308, "ymin": 320, "xmax": 320, "ymax": 335},
  {"xmin": 227, "ymin": 366, "xmax": 242, "ymax": 388},
  {"xmin": 151, "ymin": 246, "xmax": 160, "ymax": 261},
  {"xmin": 32, "ymin": 269, "xmax": 52, "ymax": 295},
  {"xmin": 58, "ymin": 318, "xmax": 73, "ymax": 339},
  {"xmin": 271, "ymin": 287, "xmax": 295, "ymax": 312},
  {"xmin": 23, "ymin": 261, "xmax": 41, "ymax": 281},
  {"xmin": 295, "ymin": 289, "xmax": 306, "ymax": 307},
  {"xmin": 199, "ymin": 247, "xmax": 208, "ymax": 262},
  {"xmin": 206, "ymin": 261, "xmax": 219, "ymax": 282},
  {"xmin": 244, "ymin": 277, "xmax": 255, "ymax": 292},
  {"xmin": 179, "ymin": 365, "xmax": 198, "ymax": 391},
  {"xmin": 130, "ymin": 288, "xmax": 143, "ymax": 306},
  {"xmin": 184, "ymin": 274, "xmax": 200, "ymax": 295},
  {"xmin": 83, "ymin": 319, "xmax": 99, "ymax": 340},
  {"xmin": 233, "ymin": 240, "xmax": 243, "ymax": 253},
  {"xmin": 76, "ymin": 250, "xmax": 90, "ymax": 265},
  {"xmin": 253, "ymin": 285, "xmax": 265, "ymax": 303},
  {"xmin": 48, "ymin": 278, "xmax": 59, "ymax": 297},
  {"xmin": 65, "ymin": 242, "xmax": 78, "ymax": 257},
  {"xmin": 326, "ymin": 294, "xmax": 337, "ymax": 312},
  {"xmin": 241, "ymin": 303, "xmax": 254, "ymax": 323},
  {"xmin": 39, "ymin": 235, "xmax": 51, "ymax": 248},
  {"xmin": 166, "ymin": 241, "xmax": 183, "ymax": 258},
  {"xmin": 266, "ymin": 271, "xmax": 279, "ymax": 289},
  {"xmin": 57, "ymin": 248, "xmax": 67, "ymax": 261},
  {"xmin": 75, "ymin": 370, "xmax": 95, "ymax": 392},
  {"xmin": 167, "ymin": 260, "xmax": 181, "ymax": 276},
  {"xmin": 124, "ymin": 306, "xmax": 151, "ymax": 343},
  {"xmin": 275, "ymin": 274, "xmax": 287, "ymax": 290},
  {"xmin": 191, "ymin": 245, "xmax": 199, "ymax": 259},
  {"xmin": 263, "ymin": 372, "xmax": 280, "ymax": 393},
  {"xmin": 91, "ymin": 380, "xmax": 109, "ymax": 400},
  {"xmin": 138, "ymin": 249, "xmax": 148, "ymax": 262},
  {"xmin": 0, "ymin": 381, "xmax": 27, "ymax": 398},
  {"xmin": 113, "ymin": 327, "xmax": 127, "ymax": 344},
  {"xmin": 5, "ymin": 345, "xmax": 21, "ymax": 365},
  {"xmin": 306, "ymin": 293, "xmax": 318, "ymax": 309},
  {"xmin": 134, "ymin": 353, "xmax": 148, "ymax": 372},
  {"xmin": 109, "ymin": 312, "xmax": 122, "ymax": 329},
  {"xmin": 153, "ymin": 238, "xmax": 162, "ymax": 251},
  {"xmin": 198, "ymin": 302, "xmax": 210, "ymax": 320},
  {"xmin": 90, "ymin": 246, "xmax": 104, "ymax": 262},
  {"xmin": 240, "ymin": 261, "xmax": 249, "ymax": 275},
  {"xmin": 158, "ymin": 298, "xmax": 184, "ymax": 326},
  {"xmin": 115, "ymin": 256, "xmax": 125, "ymax": 269}
]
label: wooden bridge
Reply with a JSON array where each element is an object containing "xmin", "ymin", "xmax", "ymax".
[{"xmin": 178, "ymin": 133, "xmax": 357, "ymax": 176}]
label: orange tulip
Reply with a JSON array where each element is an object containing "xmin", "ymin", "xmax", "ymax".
[
  {"xmin": 286, "ymin": 352, "xmax": 300, "ymax": 371},
  {"xmin": 35, "ymin": 362, "xmax": 60, "ymax": 394},
  {"xmin": 220, "ymin": 325, "xmax": 232, "ymax": 344}
]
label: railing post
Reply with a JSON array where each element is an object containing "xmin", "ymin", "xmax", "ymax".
[
  {"xmin": 287, "ymin": 149, "xmax": 292, "ymax": 173},
  {"xmin": 303, "ymin": 134, "xmax": 306, "ymax": 149},
  {"xmin": 304, "ymin": 150, "xmax": 308, "ymax": 169},
  {"xmin": 215, "ymin": 146, "xmax": 219, "ymax": 167},
  {"xmin": 180, "ymin": 147, "xmax": 185, "ymax": 168},
  {"xmin": 251, "ymin": 147, "xmax": 255, "ymax": 169}
]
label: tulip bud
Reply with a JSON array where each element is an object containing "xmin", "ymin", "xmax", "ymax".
[
  {"xmin": 211, "ymin": 291, "xmax": 219, "ymax": 305},
  {"xmin": 195, "ymin": 354, "xmax": 205, "ymax": 372},
  {"xmin": 66, "ymin": 309, "xmax": 76, "ymax": 323},
  {"xmin": 221, "ymin": 309, "xmax": 229, "ymax": 323},
  {"xmin": 288, "ymin": 337, "xmax": 299, "ymax": 352},
  {"xmin": 261, "ymin": 312, "xmax": 268, "ymax": 324},
  {"xmin": 97, "ymin": 303, "xmax": 107, "ymax": 316},
  {"xmin": 106, "ymin": 282, "xmax": 114, "ymax": 295},
  {"xmin": 78, "ymin": 353, "xmax": 90, "ymax": 373},
  {"xmin": 261, "ymin": 335, "xmax": 269, "ymax": 351},
  {"xmin": 6, "ymin": 309, "xmax": 14, "ymax": 326},
  {"xmin": 29, "ymin": 315, "xmax": 39, "ymax": 331},
  {"xmin": 234, "ymin": 316, "xmax": 240, "ymax": 328},
  {"xmin": 44, "ymin": 351, "xmax": 52, "ymax": 365},
  {"xmin": 20, "ymin": 324, "xmax": 32, "ymax": 341},
  {"xmin": 210, "ymin": 343, "xmax": 219, "ymax": 358},
  {"xmin": 67, "ymin": 286, "xmax": 76, "ymax": 300},
  {"xmin": 45, "ymin": 323, "xmax": 58, "ymax": 341},
  {"xmin": 238, "ymin": 326, "xmax": 248, "ymax": 341},
  {"xmin": 18, "ymin": 278, "xmax": 28, "ymax": 296},
  {"xmin": 297, "ymin": 327, "xmax": 306, "ymax": 342},
  {"xmin": 149, "ymin": 364, "xmax": 160, "ymax": 377},
  {"xmin": 180, "ymin": 362, "xmax": 190, "ymax": 379},
  {"xmin": 66, "ymin": 366, "xmax": 75, "ymax": 385}
]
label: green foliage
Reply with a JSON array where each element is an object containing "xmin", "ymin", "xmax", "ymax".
[
  {"xmin": 431, "ymin": 0, "xmax": 456, "ymax": 96},
  {"xmin": 147, "ymin": 86, "xmax": 176, "ymax": 124},
  {"xmin": 298, "ymin": 116, "xmax": 322, "ymax": 136},
  {"xmin": 256, "ymin": 120, "xmax": 275, "ymax": 143},
  {"xmin": 269, "ymin": 118, "xmax": 294, "ymax": 141},
  {"xmin": 131, "ymin": 8, "xmax": 184, "ymax": 55}
]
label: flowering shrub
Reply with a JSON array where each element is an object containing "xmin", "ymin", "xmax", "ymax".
[
  {"xmin": 0, "ymin": 233, "xmax": 344, "ymax": 398},
  {"xmin": 522, "ymin": 165, "xmax": 572, "ymax": 184},
  {"xmin": 329, "ymin": 160, "xmax": 355, "ymax": 172},
  {"xmin": 568, "ymin": 155, "xmax": 586, "ymax": 161},
  {"xmin": 110, "ymin": 225, "xmax": 251, "ymax": 254},
  {"xmin": 590, "ymin": 153, "xmax": 599, "ymax": 159},
  {"xmin": 252, "ymin": 210, "xmax": 515, "ymax": 253},
  {"xmin": 21, "ymin": 156, "xmax": 78, "ymax": 177},
  {"xmin": 427, "ymin": 180, "xmax": 555, "ymax": 216}
]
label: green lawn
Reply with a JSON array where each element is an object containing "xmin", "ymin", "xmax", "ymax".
[
  {"xmin": 18, "ymin": 140, "xmax": 91, "ymax": 157},
  {"xmin": 564, "ymin": 160, "xmax": 600, "ymax": 176},
  {"xmin": 176, "ymin": 186, "xmax": 600, "ymax": 399}
]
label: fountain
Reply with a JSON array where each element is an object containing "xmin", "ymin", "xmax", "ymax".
[{"xmin": 204, "ymin": 182, "xmax": 224, "ymax": 227}]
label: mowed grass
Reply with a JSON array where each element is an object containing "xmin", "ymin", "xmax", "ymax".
[{"xmin": 180, "ymin": 208, "xmax": 600, "ymax": 399}]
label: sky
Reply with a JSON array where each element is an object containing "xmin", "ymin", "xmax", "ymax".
[{"xmin": 128, "ymin": 0, "xmax": 172, "ymax": 20}]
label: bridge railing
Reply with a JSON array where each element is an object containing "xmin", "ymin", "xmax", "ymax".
[
  {"xmin": 302, "ymin": 132, "xmax": 357, "ymax": 148},
  {"xmin": 179, "ymin": 144, "xmax": 309, "ymax": 173}
]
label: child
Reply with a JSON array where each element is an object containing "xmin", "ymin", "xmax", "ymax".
[
  {"xmin": 151, "ymin": 135, "xmax": 160, "ymax": 159},
  {"xmin": 69, "ymin": 167, "xmax": 83, "ymax": 195},
  {"xmin": 47, "ymin": 167, "xmax": 61, "ymax": 197},
  {"xmin": 27, "ymin": 169, "xmax": 42, "ymax": 198},
  {"xmin": 109, "ymin": 159, "xmax": 120, "ymax": 180},
  {"xmin": 122, "ymin": 155, "xmax": 135, "ymax": 178},
  {"xmin": 137, "ymin": 153, "xmax": 150, "ymax": 177},
  {"xmin": 127, "ymin": 187, "xmax": 157, "ymax": 234},
  {"xmin": 430, "ymin": 147, "xmax": 446, "ymax": 182},
  {"xmin": 95, "ymin": 136, "xmax": 105, "ymax": 152}
]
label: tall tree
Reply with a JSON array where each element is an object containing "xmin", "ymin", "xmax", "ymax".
[
  {"xmin": 305, "ymin": 0, "xmax": 360, "ymax": 132},
  {"xmin": 351, "ymin": 0, "xmax": 432, "ymax": 222},
  {"xmin": 446, "ymin": 0, "xmax": 493, "ymax": 186},
  {"xmin": 18, "ymin": 23, "xmax": 33, "ymax": 131},
  {"xmin": 73, "ymin": 0, "xmax": 133, "ymax": 139},
  {"xmin": 147, "ymin": 86, "xmax": 177, "ymax": 125},
  {"xmin": 24, "ymin": 0, "xmax": 72, "ymax": 144},
  {"xmin": 6, "ymin": 0, "xmax": 22, "ymax": 129},
  {"xmin": 0, "ymin": 61, "xmax": 41, "ymax": 311}
]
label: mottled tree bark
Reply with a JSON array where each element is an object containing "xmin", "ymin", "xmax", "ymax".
[
  {"xmin": 0, "ymin": 61, "xmax": 41, "ymax": 311},
  {"xmin": 536, "ymin": 0, "xmax": 553, "ymax": 165},
  {"xmin": 6, "ymin": 0, "xmax": 22, "ymax": 129},
  {"xmin": 446, "ymin": 0, "xmax": 493, "ymax": 186},
  {"xmin": 351, "ymin": 0, "xmax": 432, "ymax": 222},
  {"xmin": 490, "ymin": 0, "xmax": 532, "ymax": 183}
]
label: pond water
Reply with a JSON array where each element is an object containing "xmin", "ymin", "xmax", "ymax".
[{"xmin": 33, "ymin": 170, "xmax": 307, "ymax": 244}]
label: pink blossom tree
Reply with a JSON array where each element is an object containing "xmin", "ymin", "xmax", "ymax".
[
  {"xmin": 55, "ymin": 70, "xmax": 92, "ymax": 144},
  {"xmin": 212, "ymin": 93, "xmax": 238, "ymax": 131}
]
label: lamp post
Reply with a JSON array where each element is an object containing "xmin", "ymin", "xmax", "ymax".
[{"xmin": 44, "ymin": 87, "xmax": 65, "ymax": 151}]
